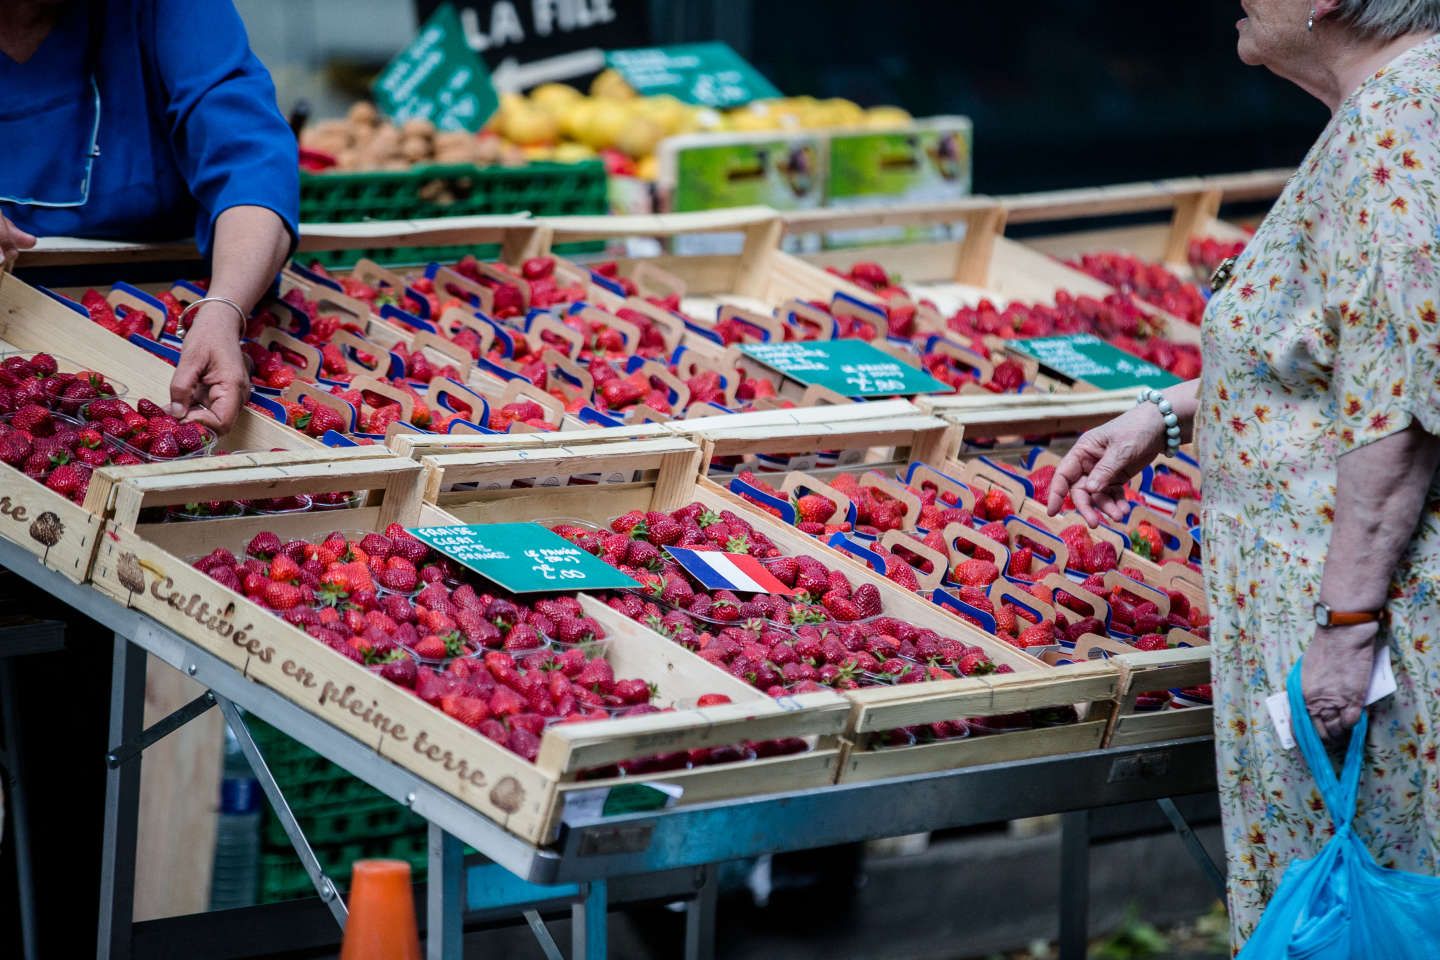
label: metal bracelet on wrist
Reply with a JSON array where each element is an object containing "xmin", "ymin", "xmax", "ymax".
[
  {"xmin": 1136, "ymin": 387, "xmax": 1182, "ymax": 456},
  {"xmin": 178, "ymin": 296, "xmax": 248, "ymax": 340}
]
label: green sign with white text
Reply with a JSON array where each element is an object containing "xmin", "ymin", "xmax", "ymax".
[
  {"xmin": 739, "ymin": 339, "xmax": 949, "ymax": 398},
  {"xmin": 373, "ymin": 3, "xmax": 499, "ymax": 132},
  {"xmin": 606, "ymin": 43, "xmax": 780, "ymax": 108},
  {"xmin": 1010, "ymin": 334, "xmax": 1181, "ymax": 391},
  {"xmin": 406, "ymin": 523, "xmax": 639, "ymax": 594}
]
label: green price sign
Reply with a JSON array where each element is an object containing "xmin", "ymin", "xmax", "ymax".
[
  {"xmin": 739, "ymin": 339, "xmax": 949, "ymax": 398},
  {"xmin": 606, "ymin": 42, "xmax": 781, "ymax": 108},
  {"xmin": 1010, "ymin": 334, "xmax": 1181, "ymax": 391},
  {"xmin": 406, "ymin": 523, "xmax": 639, "ymax": 594},
  {"xmin": 373, "ymin": 3, "xmax": 499, "ymax": 133}
]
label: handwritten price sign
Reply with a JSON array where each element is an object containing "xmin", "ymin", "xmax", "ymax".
[
  {"xmin": 739, "ymin": 339, "xmax": 948, "ymax": 398},
  {"xmin": 407, "ymin": 523, "xmax": 639, "ymax": 594}
]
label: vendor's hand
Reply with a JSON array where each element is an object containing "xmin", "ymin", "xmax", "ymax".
[
  {"xmin": 0, "ymin": 213, "xmax": 36, "ymax": 269},
  {"xmin": 1301, "ymin": 622, "xmax": 1380, "ymax": 743},
  {"xmin": 169, "ymin": 305, "xmax": 249, "ymax": 433},
  {"xmin": 1046, "ymin": 404, "xmax": 1168, "ymax": 526}
]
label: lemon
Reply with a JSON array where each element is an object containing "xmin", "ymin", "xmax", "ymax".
[
  {"xmin": 553, "ymin": 141, "xmax": 597, "ymax": 163},
  {"xmin": 615, "ymin": 114, "xmax": 665, "ymax": 158},
  {"xmin": 635, "ymin": 154, "xmax": 658, "ymax": 180},
  {"xmin": 590, "ymin": 68, "xmax": 635, "ymax": 101},
  {"xmin": 865, "ymin": 106, "xmax": 914, "ymax": 128},
  {"xmin": 531, "ymin": 83, "xmax": 582, "ymax": 114},
  {"xmin": 580, "ymin": 99, "xmax": 631, "ymax": 149},
  {"xmin": 502, "ymin": 104, "xmax": 559, "ymax": 146}
]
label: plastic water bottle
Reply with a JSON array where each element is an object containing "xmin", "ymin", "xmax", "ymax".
[{"xmin": 209, "ymin": 726, "xmax": 262, "ymax": 910}]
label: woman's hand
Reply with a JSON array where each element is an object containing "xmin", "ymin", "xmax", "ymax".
[
  {"xmin": 1046, "ymin": 403, "xmax": 1169, "ymax": 526},
  {"xmin": 169, "ymin": 305, "xmax": 249, "ymax": 433},
  {"xmin": 1301, "ymin": 623, "xmax": 1380, "ymax": 742},
  {"xmin": 0, "ymin": 213, "xmax": 36, "ymax": 269}
]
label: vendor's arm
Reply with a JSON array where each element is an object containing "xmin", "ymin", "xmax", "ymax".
[
  {"xmin": 1047, "ymin": 378, "xmax": 1200, "ymax": 525},
  {"xmin": 1303, "ymin": 425, "xmax": 1440, "ymax": 741},
  {"xmin": 169, "ymin": 206, "xmax": 289, "ymax": 430},
  {"xmin": 150, "ymin": 0, "xmax": 300, "ymax": 431},
  {"xmin": 0, "ymin": 212, "xmax": 35, "ymax": 269}
]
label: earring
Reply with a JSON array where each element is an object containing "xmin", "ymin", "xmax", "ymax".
[{"xmin": 1308, "ymin": 8, "xmax": 1316, "ymax": 31}]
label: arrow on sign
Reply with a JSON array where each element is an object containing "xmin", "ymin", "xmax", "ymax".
[{"xmin": 491, "ymin": 47, "xmax": 607, "ymax": 92}]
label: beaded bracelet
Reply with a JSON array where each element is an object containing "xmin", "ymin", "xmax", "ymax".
[{"xmin": 1137, "ymin": 387, "xmax": 1182, "ymax": 455}]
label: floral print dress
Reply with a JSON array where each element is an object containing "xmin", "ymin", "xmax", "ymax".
[{"xmin": 1196, "ymin": 36, "xmax": 1440, "ymax": 949}]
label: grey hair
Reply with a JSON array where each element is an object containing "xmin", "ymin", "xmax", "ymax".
[{"xmin": 1330, "ymin": 0, "xmax": 1440, "ymax": 39}]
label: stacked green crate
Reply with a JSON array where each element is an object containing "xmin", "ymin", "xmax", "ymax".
[
  {"xmin": 250, "ymin": 718, "xmax": 429, "ymax": 903},
  {"xmin": 299, "ymin": 161, "xmax": 609, "ymax": 270}
]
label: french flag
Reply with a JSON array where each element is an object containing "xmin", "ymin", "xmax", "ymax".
[{"xmin": 665, "ymin": 548, "xmax": 795, "ymax": 595}]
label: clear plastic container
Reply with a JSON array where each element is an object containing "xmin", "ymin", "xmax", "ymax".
[{"xmin": 249, "ymin": 494, "xmax": 314, "ymax": 516}]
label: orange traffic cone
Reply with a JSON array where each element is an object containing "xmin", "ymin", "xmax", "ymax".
[{"xmin": 339, "ymin": 860, "xmax": 422, "ymax": 960}]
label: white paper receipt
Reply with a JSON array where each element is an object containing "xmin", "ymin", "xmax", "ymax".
[{"xmin": 1266, "ymin": 647, "xmax": 1397, "ymax": 750}]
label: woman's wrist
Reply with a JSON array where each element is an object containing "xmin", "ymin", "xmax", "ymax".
[{"xmin": 186, "ymin": 297, "xmax": 247, "ymax": 340}]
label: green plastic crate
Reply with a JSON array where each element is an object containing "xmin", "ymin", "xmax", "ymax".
[
  {"xmin": 259, "ymin": 832, "xmax": 431, "ymax": 904},
  {"xmin": 300, "ymin": 160, "xmax": 609, "ymax": 270}
]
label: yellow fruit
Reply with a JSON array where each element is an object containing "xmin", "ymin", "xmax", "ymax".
[
  {"xmin": 615, "ymin": 115, "xmax": 664, "ymax": 159},
  {"xmin": 636, "ymin": 94, "xmax": 689, "ymax": 135},
  {"xmin": 553, "ymin": 142, "xmax": 597, "ymax": 163},
  {"xmin": 590, "ymin": 68, "xmax": 635, "ymax": 101},
  {"xmin": 578, "ymin": 100, "xmax": 631, "ymax": 150},
  {"xmin": 728, "ymin": 107, "xmax": 780, "ymax": 132},
  {"xmin": 501, "ymin": 105, "xmax": 559, "ymax": 146},
  {"xmin": 865, "ymin": 106, "xmax": 913, "ymax": 129},
  {"xmin": 522, "ymin": 145, "xmax": 555, "ymax": 161},
  {"xmin": 531, "ymin": 83, "xmax": 582, "ymax": 113},
  {"xmin": 635, "ymin": 155, "xmax": 658, "ymax": 180},
  {"xmin": 820, "ymin": 98, "xmax": 865, "ymax": 128},
  {"xmin": 560, "ymin": 98, "xmax": 596, "ymax": 140}
]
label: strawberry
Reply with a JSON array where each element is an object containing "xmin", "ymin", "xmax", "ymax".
[
  {"xmin": 359, "ymin": 533, "xmax": 393, "ymax": 559},
  {"xmin": 0, "ymin": 432, "xmax": 31, "ymax": 466},
  {"xmin": 646, "ymin": 516, "xmax": 683, "ymax": 547},
  {"xmin": 852, "ymin": 583, "xmax": 883, "ymax": 618},
  {"xmin": 696, "ymin": 693, "xmax": 732, "ymax": 707},
  {"xmin": 412, "ymin": 635, "xmax": 448, "ymax": 660},
  {"xmin": 378, "ymin": 565, "xmax": 418, "ymax": 592},
  {"xmin": 174, "ymin": 422, "xmax": 205, "ymax": 453},
  {"xmin": 958, "ymin": 650, "xmax": 994, "ymax": 676},
  {"xmin": 976, "ymin": 487, "xmax": 1014, "ymax": 522},
  {"xmin": 612, "ymin": 678, "xmax": 651, "ymax": 705},
  {"xmin": 10, "ymin": 404, "xmax": 53, "ymax": 436},
  {"xmin": 1016, "ymin": 622, "xmax": 1056, "ymax": 648},
  {"xmin": 441, "ymin": 695, "xmax": 490, "ymax": 729},
  {"xmin": 43, "ymin": 464, "xmax": 88, "ymax": 498},
  {"xmin": 821, "ymin": 591, "xmax": 863, "ymax": 622},
  {"xmin": 1134, "ymin": 634, "xmax": 1170, "ymax": 652},
  {"xmin": 269, "ymin": 554, "xmax": 301, "ymax": 583},
  {"xmin": 1130, "ymin": 522, "xmax": 1164, "ymax": 560},
  {"xmin": 794, "ymin": 493, "xmax": 835, "ymax": 524},
  {"xmin": 884, "ymin": 557, "xmax": 920, "ymax": 591},
  {"xmin": 263, "ymin": 581, "xmax": 306, "ymax": 610},
  {"xmin": 575, "ymin": 658, "xmax": 615, "ymax": 693},
  {"xmin": 954, "ymin": 559, "xmax": 999, "ymax": 587},
  {"xmin": 488, "ymin": 686, "xmax": 525, "ymax": 717},
  {"xmin": 149, "ymin": 433, "xmax": 181, "ymax": 459}
]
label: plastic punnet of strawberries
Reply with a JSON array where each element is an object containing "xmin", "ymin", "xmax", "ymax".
[{"xmin": 191, "ymin": 525, "xmax": 772, "ymax": 768}]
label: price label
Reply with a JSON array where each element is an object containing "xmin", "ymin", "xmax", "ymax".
[
  {"xmin": 406, "ymin": 522, "xmax": 639, "ymax": 593},
  {"xmin": 1010, "ymin": 334, "xmax": 1181, "ymax": 391},
  {"xmin": 606, "ymin": 42, "xmax": 780, "ymax": 108},
  {"xmin": 739, "ymin": 339, "xmax": 949, "ymax": 398},
  {"xmin": 373, "ymin": 3, "xmax": 500, "ymax": 132}
]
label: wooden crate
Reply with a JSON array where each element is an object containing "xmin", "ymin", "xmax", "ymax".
[
  {"xmin": 89, "ymin": 450, "xmax": 849, "ymax": 845},
  {"xmin": 387, "ymin": 399, "xmax": 961, "ymax": 476},
  {"xmin": 920, "ymin": 390, "xmax": 1142, "ymax": 443},
  {"xmin": 837, "ymin": 659, "xmax": 1121, "ymax": 783},
  {"xmin": 0, "ymin": 274, "xmax": 319, "ymax": 582},
  {"xmin": 1078, "ymin": 641, "xmax": 1213, "ymax": 747}
]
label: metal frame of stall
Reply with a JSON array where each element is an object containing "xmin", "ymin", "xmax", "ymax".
[{"xmin": 0, "ymin": 535, "xmax": 1222, "ymax": 960}]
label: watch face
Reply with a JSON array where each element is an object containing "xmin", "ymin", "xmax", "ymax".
[{"xmin": 1314, "ymin": 602, "xmax": 1330, "ymax": 627}]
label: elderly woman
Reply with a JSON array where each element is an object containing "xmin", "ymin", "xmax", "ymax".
[{"xmin": 1048, "ymin": 0, "xmax": 1440, "ymax": 948}]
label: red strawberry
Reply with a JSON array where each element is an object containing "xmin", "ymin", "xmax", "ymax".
[
  {"xmin": 575, "ymin": 658, "xmax": 615, "ymax": 693},
  {"xmin": 412, "ymin": 635, "xmax": 448, "ymax": 660},
  {"xmin": 853, "ymin": 583, "xmax": 883, "ymax": 618},
  {"xmin": 269, "ymin": 554, "xmax": 301, "ymax": 583},
  {"xmin": 612, "ymin": 678, "xmax": 651, "ymax": 704},
  {"xmin": 247, "ymin": 531, "xmax": 282, "ymax": 559},
  {"xmin": 1016, "ymin": 623, "xmax": 1056, "ymax": 648},
  {"xmin": 148, "ymin": 433, "xmax": 181, "ymax": 459},
  {"xmin": 794, "ymin": 493, "xmax": 835, "ymax": 524},
  {"xmin": 263, "ymin": 581, "xmax": 306, "ymax": 610},
  {"xmin": 1134, "ymin": 634, "xmax": 1169, "ymax": 652},
  {"xmin": 976, "ymin": 487, "xmax": 1014, "ymax": 522},
  {"xmin": 43, "ymin": 464, "xmax": 88, "ymax": 498},
  {"xmin": 954, "ymin": 559, "xmax": 999, "ymax": 587},
  {"xmin": 441, "ymin": 695, "xmax": 490, "ymax": 729},
  {"xmin": 378, "ymin": 565, "xmax": 418, "ymax": 592},
  {"xmin": 696, "ymin": 693, "xmax": 732, "ymax": 707}
]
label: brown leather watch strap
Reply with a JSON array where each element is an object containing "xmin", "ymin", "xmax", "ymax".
[{"xmin": 1328, "ymin": 609, "xmax": 1383, "ymax": 627}]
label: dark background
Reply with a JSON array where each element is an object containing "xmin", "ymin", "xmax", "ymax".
[{"xmin": 431, "ymin": 0, "xmax": 1329, "ymax": 192}]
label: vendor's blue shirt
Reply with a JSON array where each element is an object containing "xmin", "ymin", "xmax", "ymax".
[{"xmin": 0, "ymin": 0, "xmax": 299, "ymax": 258}]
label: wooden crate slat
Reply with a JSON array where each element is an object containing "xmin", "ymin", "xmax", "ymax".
[{"xmin": 840, "ymin": 719, "xmax": 1109, "ymax": 783}]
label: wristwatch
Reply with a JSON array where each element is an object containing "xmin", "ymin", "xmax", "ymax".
[{"xmin": 1313, "ymin": 601, "xmax": 1383, "ymax": 628}]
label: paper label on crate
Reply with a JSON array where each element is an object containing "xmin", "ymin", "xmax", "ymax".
[
  {"xmin": 406, "ymin": 523, "xmax": 639, "ymax": 594},
  {"xmin": 606, "ymin": 43, "xmax": 779, "ymax": 108},
  {"xmin": 1010, "ymin": 334, "xmax": 1180, "ymax": 391},
  {"xmin": 739, "ymin": 339, "xmax": 948, "ymax": 398},
  {"xmin": 1266, "ymin": 648, "xmax": 1396, "ymax": 750},
  {"xmin": 665, "ymin": 548, "xmax": 796, "ymax": 596},
  {"xmin": 373, "ymin": 3, "xmax": 499, "ymax": 132},
  {"xmin": 562, "ymin": 782, "xmax": 683, "ymax": 824}
]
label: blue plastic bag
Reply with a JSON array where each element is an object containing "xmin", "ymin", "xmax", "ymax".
[{"xmin": 1237, "ymin": 659, "xmax": 1440, "ymax": 958}]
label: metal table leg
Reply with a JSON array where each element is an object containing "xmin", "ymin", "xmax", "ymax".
[
  {"xmin": 216, "ymin": 696, "xmax": 347, "ymax": 928},
  {"xmin": 1156, "ymin": 797, "xmax": 1227, "ymax": 900},
  {"xmin": 1057, "ymin": 810, "xmax": 1090, "ymax": 960},
  {"xmin": 97, "ymin": 636, "xmax": 146, "ymax": 960},
  {"xmin": 523, "ymin": 911, "xmax": 565, "ymax": 960},
  {"xmin": 572, "ymin": 879, "xmax": 608, "ymax": 960},
  {"xmin": 427, "ymin": 825, "xmax": 463, "ymax": 960},
  {"xmin": 0, "ymin": 658, "xmax": 38, "ymax": 960},
  {"xmin": 684, "ymin": 865, "xmax": 717, "ymax": 960}
]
